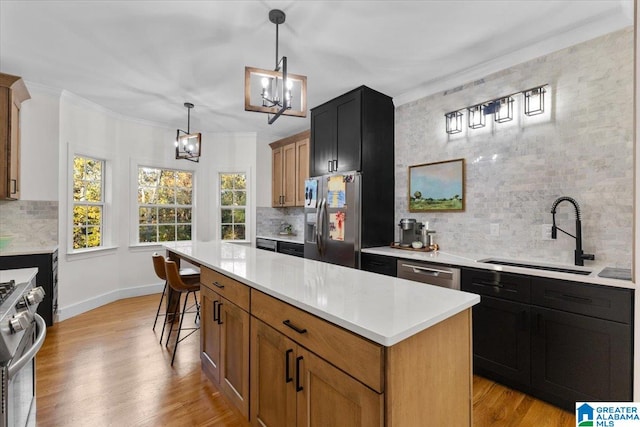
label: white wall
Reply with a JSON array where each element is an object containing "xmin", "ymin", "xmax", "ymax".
[
  {"xmin": 13, "ymin": 87, "xmax": 258, "ymax": 320},
  {"xmin": 19, "ymin": 83, "xmax": 60, "ymax": 201},
  {"xmin": 256, "ymin": 135, "xmax": 272, "ymax": 208}
]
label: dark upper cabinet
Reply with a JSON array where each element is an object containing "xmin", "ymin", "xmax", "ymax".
[{"xmin": 310, "ymin": 86, "xmax": 393, "ymax": 177}]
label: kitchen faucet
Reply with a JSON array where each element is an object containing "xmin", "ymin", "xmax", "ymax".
[{"xmin": 550, "ymin": 196, "xmax": 595, "ymax": 266}]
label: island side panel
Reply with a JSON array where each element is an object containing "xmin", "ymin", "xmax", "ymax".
[{"xmin": 384, "ymin": 309, "xmax": 473, "ymax": 427}]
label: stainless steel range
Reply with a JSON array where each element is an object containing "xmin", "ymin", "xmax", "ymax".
[{"xmin": 0, "ymin": 275, "xmax": 46, "ymax": 427}]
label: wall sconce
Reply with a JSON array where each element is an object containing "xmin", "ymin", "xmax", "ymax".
[
  {"xmin": 467, "ymin": 104, "xmax": 485, "ymax": 129},
  {"xmin": 445, "ymin": 111, "xmax": 463, "ymax": 134},
  {"xmin": 244, "ymin": 9, "xmax": 307, "ymax": 124},
  {"xmin": 494, "ymin": 96, "xmax": 514, "ymax": 123},
  {"xmin": 175, "ymin": 102, "xmax": 201, "ymax": 162},
  {"xmin": 523, "ymin": 86, "xmax": 546, "ymax": 116}
]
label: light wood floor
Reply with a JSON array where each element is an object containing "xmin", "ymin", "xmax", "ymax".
[{"xmin": 36, "ymin": 294, "xmax": 575, "ymax": 427}]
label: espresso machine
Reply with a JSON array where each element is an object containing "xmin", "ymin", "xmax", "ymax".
[
  {"xmin": 397, "ymin": 219, "xmax": 435, "ymax": 247},
  {"xmin": 398, "ymin": 219, "xmax": 422, "ymax": 246}
]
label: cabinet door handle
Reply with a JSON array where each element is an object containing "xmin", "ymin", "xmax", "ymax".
[
  {"xmin": 213, "ymin": 300, "xmax": 219, "ymax": 322},
  {"xmin": 560, "ymin": 293, "xmax": 592, "ymax": 305},
  {"xmin": 283, "ymin": 319, "xmax": 307, "ymax": 334},
  {"xmin": 212, "ymin": 281, "xmax": 225, "ymax": 290},
  {"xmin": 10, "ymin": 179, "xmax": 17, "ymax": 195},
  {"xmin": 216, "ymin": 302, "xmax": 223, "ymax": 325},
  {"xmin": 328, "ymin": 160, "xmax": 333, "ymax": 173},
  {"xmin": 473, "ymin": 280, "xmax": 504, "ymax": 289},
  {"xmin": 519, "ymin": 310, "xmax": 528, "ymax": 332},
  {"xmin": 285, "ymin": 349, "xmax": 293, "ymax": 383},
  {"xmin": 295, "ymin": 355, "xmax": 304, "ymax": 392},
  {"xmin": 333, "ymin": 159, "xmax": 338, "ymax": 171}
]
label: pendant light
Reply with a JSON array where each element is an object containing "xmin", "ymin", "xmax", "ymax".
[{"xmin": 174, "ymin": 102, "xmax": 201, "ymax": 162}]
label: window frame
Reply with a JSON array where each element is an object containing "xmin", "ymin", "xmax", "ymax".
[
  {"xmin": 130, "ymin": 159, "xmax": 197, "ymax": 247},
  {"xmin": 218, "ymin": 170, "xmax": 250, "ymax": 243},
  {"xmin": 67, "ymin": 145, "xmax": 113, "ymax": 255}
]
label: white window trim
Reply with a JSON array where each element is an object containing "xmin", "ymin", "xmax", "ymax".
[
  {"xmin": 129, "ymin": 158, "xmax": 197, "ymax": 247},
  {"xmin": 216, "ymin": 168, "xmax": 251, "ymax": 243},
  {"xmin": 67, "ymin": 144, "xmax": 113, "ymax": 255}
]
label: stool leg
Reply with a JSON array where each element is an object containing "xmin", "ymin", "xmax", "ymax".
[
  {"xmin": 171, "ymin": 291, "xmax": 190, "ymax": 366},
  {"xmin": 152, "ymin": 281, "xmax": 167, "ymax": 331},
  {"xmin": 193, "ymin": 291, "xmax": 200, "ymax": 324},
  {"xmin": 160, "ymin": 289, "xmax": 174, "ymax": 345}
]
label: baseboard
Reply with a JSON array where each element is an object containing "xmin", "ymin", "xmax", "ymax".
[{"xmin": 57, "ymin": 282, "xmax": 164, "ymax": 321}]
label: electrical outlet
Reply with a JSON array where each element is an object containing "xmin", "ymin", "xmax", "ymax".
[
  {"xmin": 490, "ymin": 223, "xmax": 500, "ymax": 237},
  {"xmin": 541, "ymin": 224, "xmax": 553, "ymax": 240}
]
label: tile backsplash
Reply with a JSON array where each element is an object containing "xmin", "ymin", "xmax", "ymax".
[
  {"xmin": 0, "ymin": 200, "xmax": 58, "ymax": 249},
  {"xmin": 395, "ymin": 28, "xmax": 634, "ymax": 268},
  {"xmin": 256, "ymin": 207, "xmax": 305, "ymax": 237}
]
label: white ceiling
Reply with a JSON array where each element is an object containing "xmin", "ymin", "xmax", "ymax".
[{"xmin": 0, "ymin": 0, "xmax": 634, "ymax": 144}]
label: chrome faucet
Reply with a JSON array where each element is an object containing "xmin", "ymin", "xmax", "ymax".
[{"xmin": 550, "ymin": 196, "xmax": 594, "ymax": 266}]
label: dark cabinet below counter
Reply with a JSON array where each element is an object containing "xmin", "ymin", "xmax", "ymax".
[
  {"xmin": 256, "ymin": 238, "xmax": 304, "ymax": 258},
  {"xmin": 360, "ymin": 253, "xmax": 397, "ymax": 277},
  {"xmin": 462, "ymin": 268, "xmax": 633, "ymax": 410},
  {"xmin": 0, "ymin": 249, "xmax": 58, "ymax": 326}
]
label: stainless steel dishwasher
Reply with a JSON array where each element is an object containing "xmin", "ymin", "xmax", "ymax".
[{"xmin": 397, "ymin": 259, "xmax": 461, "ymax": 290}]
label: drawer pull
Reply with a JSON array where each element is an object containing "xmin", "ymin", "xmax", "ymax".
[
  {"xmin": 285, "ymin": 349, "xmax": 293, "ymax": 383},
  {"xmin": 473, "ymin": 280, "xmax": 504, "ymax": 288},
  {"xmin": 401, "ymin": 264, "xmax": 451, "ymax": 276},
  {"xmin": 283, "ymin": 319, "xmax": 307, "ymax": 334},
  {"xmin": 212, "ymin": 281, "xmax": 225, "ymax": 289},
  {"xmin": 560, "ymin": 293, "xmax": 592, "ymax": 304},
  {"xmin": 213, "ymin": 300, "xmax": 219, "ymax": 322},
  {"xmin": 295, "ymin": 356, "xmax": 304, "ymax": 392}
]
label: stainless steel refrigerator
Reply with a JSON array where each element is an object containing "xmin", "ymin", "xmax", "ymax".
[{"xmin": 303, "ymin": 173, "xmax": 362, "ymax": 268}]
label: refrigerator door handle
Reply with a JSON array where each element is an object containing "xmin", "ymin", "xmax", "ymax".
[
  {"xmin": 315, "ymin": 198, "xmax": 323, "ymax": 255},
  {"xmin": 317, "ymin": 198, "xmax": 327, "ymax": 255}
]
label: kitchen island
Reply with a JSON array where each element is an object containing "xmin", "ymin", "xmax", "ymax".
[{"xmin": 164, "ymin": 240, "xmax": 480, "ymax": 426}]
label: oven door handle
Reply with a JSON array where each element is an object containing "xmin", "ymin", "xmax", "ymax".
[{"xmin": 8, "ymin": 314, "xmax": 46, "ymax": 380}]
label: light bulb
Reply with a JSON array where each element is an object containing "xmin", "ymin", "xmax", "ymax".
[
  {"xmin": 286, "ymin": 79, "xmax": 293, "ymax": 90},
  {"xmin": 174, "ymin": 140, "xmax": 178, "ymax": 147},
  {"xmin": 261, "ymin": 77, "xmax": 269, "ymax": 88},
  {"xmin": 188, "ymin": 144, "xmax": 194, "ymax": 151}
]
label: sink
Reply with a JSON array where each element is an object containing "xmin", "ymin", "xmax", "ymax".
[{"xmin": 478, "ymin": 258, "xmax": 592, "ymax": 275}]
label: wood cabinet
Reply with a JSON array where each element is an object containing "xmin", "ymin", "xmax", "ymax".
[
  {"xmin": 200, "ymin": 267, "xmax": 250, "ymax": 418},
  {"xmin": 250, "ymin": 318, "xmax": 381, "ymax": 427},
  {"xmin": 250, "ymin": 289, "xmax": 472, "ymax": 427},
  {"xmin": 309, "ymin": 86, "xmax": 394, "ymax": 177},
  {"xmin": 461, "ymin": 268, "xmax": 633, "ymax": 410},
  {"xmin": 0, "ymin": 73, "xmax": 30, "ymax": 200},
  {"xmin": 270, "ymin": 130, "xmax": 309, "ymax": 207},
  {"xmin": 200, "ymin": 263, "xmax": 473, "ymax": 426}
]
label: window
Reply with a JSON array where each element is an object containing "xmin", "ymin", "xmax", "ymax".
[
  {"xmin": 220, "ymin": 173, "xmax": 246, "ymax": 240},
  {"xmin": 137, "ymin": 167, "xmax": 193, "ymax": 244},
  {"xmin": 73, "ymin": 155, "xmax": 104, "ymax": 249}
]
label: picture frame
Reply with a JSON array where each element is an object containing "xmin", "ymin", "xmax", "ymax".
[{"xmin": 408, "ymin": 158, "xmax": 465, "ymax": 212}]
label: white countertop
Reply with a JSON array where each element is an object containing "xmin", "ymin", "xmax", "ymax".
[
  {"xmin": 256, "ymin": 234, "xmax": 304, "ymax": 244},
  {"xmin": 164, "ymin": 241, "xmax": 479, "ymax": 346},
  {"xmin": 0, "ymin": 268, "xmax": 38, "ymax": 284},
  {"xmin": 0, "ymin": 245, "xmax": 58, "ymax": 257},
  {"xmin": 362, "ymin": 246, "xmax": 635, "ymax": 290}
]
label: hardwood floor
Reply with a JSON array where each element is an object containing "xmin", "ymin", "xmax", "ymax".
[{"xmin": 36, "ymin": 294, "xmax": 575, "ymax": 427}]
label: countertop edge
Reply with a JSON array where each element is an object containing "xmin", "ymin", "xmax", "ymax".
[
  {"xmin": 256, "ymin": 234, "xmax": 304, "ymax": 244},
  {"xmin": 164, "ymin": 242, "xmax": 480, "ymax": 347}
]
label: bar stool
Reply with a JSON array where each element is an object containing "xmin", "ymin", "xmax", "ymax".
[
  {"xmin": 151, "ymin": 252, "xmax": 199, "ymax": 331},
  {"xmin": 163, "ymin": 259, "xmax": 201, "ymax": 366}
]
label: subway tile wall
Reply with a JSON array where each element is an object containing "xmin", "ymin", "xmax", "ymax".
[
  {"xmin": 395, "ymin": 28, "xmax": 634, "ymax": 268},
  {"xmin": 256, "ymin": 207, "xmax": 305, "ymax": 237},
  {"xmin": 0, "ymin": 200, "xmax": 58, "ymax": 249}
]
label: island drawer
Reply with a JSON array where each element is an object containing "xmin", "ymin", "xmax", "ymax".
[
  {"xmin": 250, "ymin": 290, "xmax": 384, "ymax": 392},
  {"xmin": 201, "ymin": 267, "xmax": 250, "ymax": 312},
  {"xmin": 531, "ymin": 277, "xmax": 633, "ymax": 324}
]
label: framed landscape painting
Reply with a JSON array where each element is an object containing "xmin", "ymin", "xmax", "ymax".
[{"xmin": 409, "ymin": 158, "xmax": 465, "ymax": 212}]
